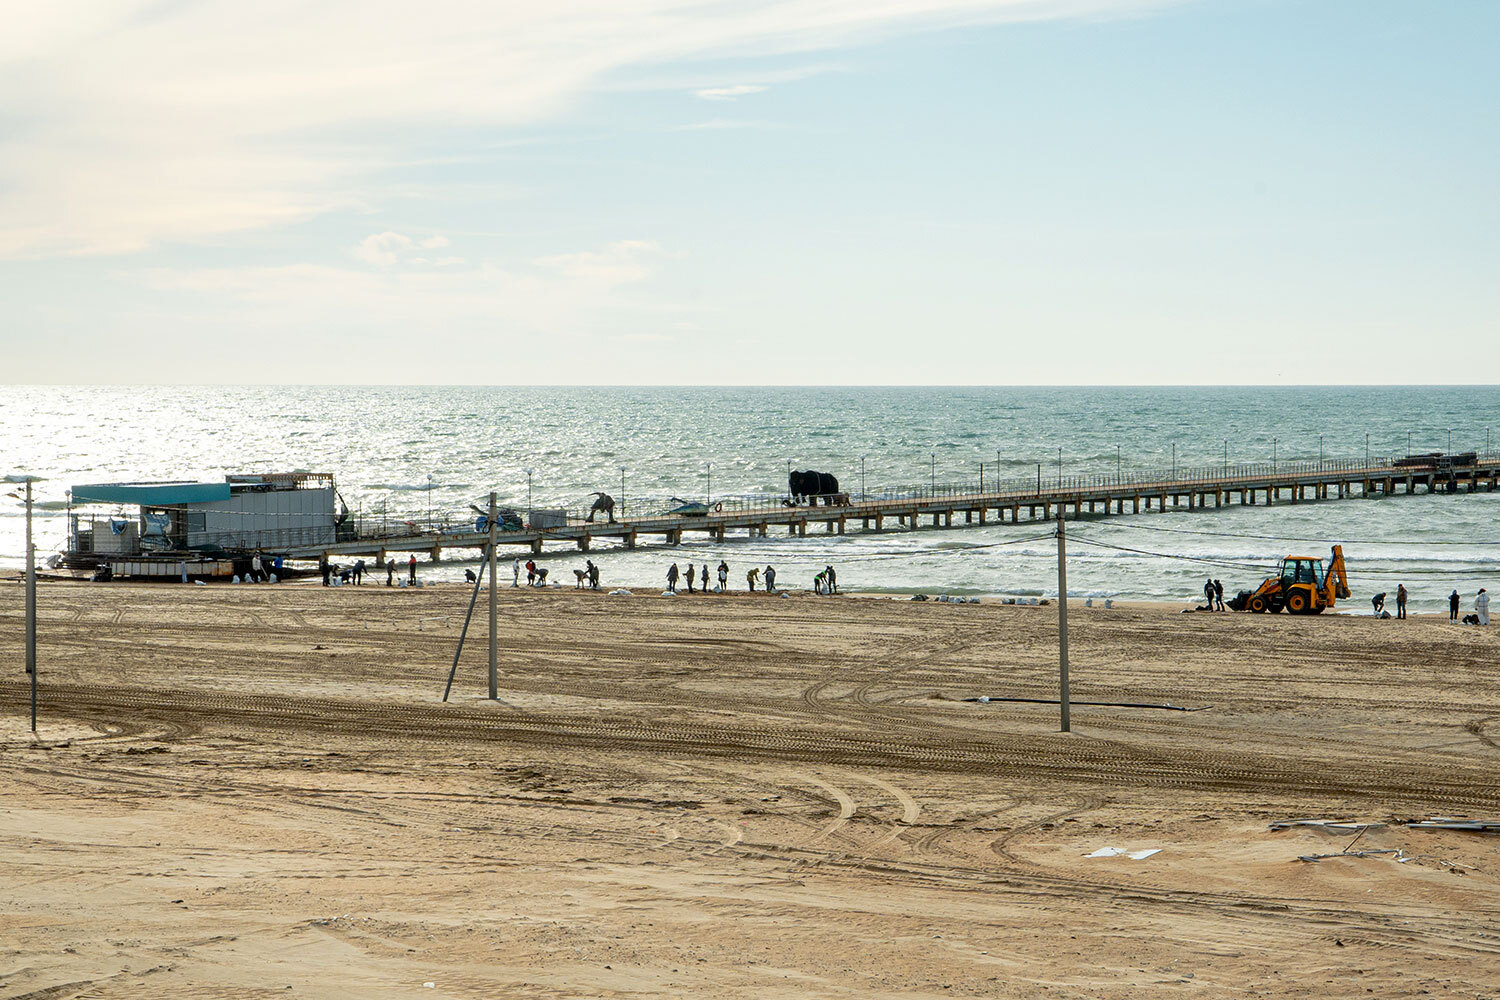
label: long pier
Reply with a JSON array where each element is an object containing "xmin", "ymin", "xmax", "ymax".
[{"xmin": 293, "ymin": 455, "xmax": 1500, "ymax": 563}]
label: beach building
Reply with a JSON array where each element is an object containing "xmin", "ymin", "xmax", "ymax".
[{"xmin": 66, "ymin": 473, "xmax": 341, "ymax": 577}]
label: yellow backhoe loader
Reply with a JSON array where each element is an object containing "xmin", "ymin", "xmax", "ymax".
[{"xmin": 1228, "ymin": 545, "xmax": 1350, "ymax": 615}]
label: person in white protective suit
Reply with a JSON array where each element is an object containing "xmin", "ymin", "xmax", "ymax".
[{"xmin": 1477, "ymin": 588, "xmax": 1491, "ymax": 626}]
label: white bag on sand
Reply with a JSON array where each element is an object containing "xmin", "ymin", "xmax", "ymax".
[{"xmin": 608, "ymin": 588, "xmax": 632, "ymax": 596}]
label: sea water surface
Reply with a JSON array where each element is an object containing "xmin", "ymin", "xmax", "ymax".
[{"xmin": 3, "ymin": 385, "xmax": 1498, "ymax": 612}]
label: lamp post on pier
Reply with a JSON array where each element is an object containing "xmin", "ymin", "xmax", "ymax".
[
  {"xmin": 426, "ymin": 473, "xmax": 434, "ymax": 529},
  {"xmin": 1273, "ymin": 436, "xmax": 1278, "ymax": 472},
  {"xmin": 860, "ymin": 455, "xmax": 867, "ymax": 501},
  {"xmin": 1222, "ymin": 439, "xmax": 1227, "ymax": 477},
  {"xmin": 930, "ymin": 452, "xmax": 936, "ymax": 494},
  {"xmin": 706, "ymin": 462, "xmax": 712, "ymax": 505},
  {"xmin": 620, "ymin": 466, "xmax": 626, "ymax": 519},
  {"xmin": 1318, "ymin": 434, "xmax": 1324, "ymax": 470},
  {"xmin": 524, "ymin": 468, "xmax": 534, "ymax": 516},
  {"xmin": 1057, "ymin": 446, "xmax": 1063, "ymax": 486},
  {"xmin": 1116, "ymin": 444, "xmax": 1121, "ymax": 485},
  {"xmin": 1171, "ymin": 442, "xmax": 1176, "ymax": 479},
  {"xmin": 1407, "ymin": 430, "xmax": 1411, "ymax": 458},
  {"xmin": 1448, "ymin": 428, "xmax": 1453, "ymax": 454}
]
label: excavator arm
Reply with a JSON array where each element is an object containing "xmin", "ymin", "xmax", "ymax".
[{"xmin": 1325, "ymin": 545, "xmax": 1350, "ymax": 602}]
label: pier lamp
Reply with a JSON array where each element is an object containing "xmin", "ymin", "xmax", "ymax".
[
  {"xmin": 1116, "ymin": 444, "xmax": 1121, "ymax": 484},
  {"xmin": 1365, "ymin": 432, "xmax": 1369, "ymax": 467},
  {"xmin": 1273, "ymin": 437, "xmax": 1277, "ymax": 472},
  {"xmin": 1057, "ymin": 446, "xmax": 1063, "ymax": 485},
  {"xmin": 1318, "ymin": 435, "xmax": 1324, "ymax": 469},
  {"xmin": 1407, "ymin": 430, "xmax": 1411, "ymax": 458},
  {"xmin": 1223, "ymin": 439, "xmax": 1227, "ymax": 477},
  {"xmin": 1448, "ymin": 428, "xmax": 1453, "ymax": 454},
  {"xmin": 525, "ymin": 468, "xmax": 534, "ymax": 514},
  {"xmin": 860, "ymin": 455, "xmax": 867, "ymax": 501},
  {"xmin": 1171, "ymin": 442, "xmax": 1176, "ymax": 479},
  {"xmin": 426, "ymin": 473, "xmax": 434, "ymax": 529},
  {"xmin": 620, "ymin": 467, "xmax": 626, "ymax": 518},
  {"xmin": 930, "ymin": 452, "xmax": 936, "ymax": 494},
  {"xmin": 706, "ymin": 462, "xmax": 712, "ymax": 505}
]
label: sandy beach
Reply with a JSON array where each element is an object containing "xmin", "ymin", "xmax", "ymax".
[{"xmin": 3, "ymin": 580, "xmax": 1500, "ymax": 997}]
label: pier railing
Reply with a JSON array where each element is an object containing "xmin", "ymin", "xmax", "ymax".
[{"xmin": 343, "ymin": 453, "xmax": 1495, "ymax": 544}]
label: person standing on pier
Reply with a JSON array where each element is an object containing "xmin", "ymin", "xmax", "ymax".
[
  {"xmin": 685, "ymin": 563, "xmax": 696, "ymax": 593},
  {"xmin": 667, "ymin": 563, "xmax": 679, "ymax": 593},
  {"xmin": 1396, "ymin": 584, "xmax": 1408, "ymax": 619},
  {"xmin": 1477, "ymin": 588, "xmax": 1490, "ymax": 626},
  {"xmin": 1451, "ymin": 589, "xmax": 1462, "ymax": 621}
]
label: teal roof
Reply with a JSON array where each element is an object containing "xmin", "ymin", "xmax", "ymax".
[{"xmin": 72, "ymin": 482, "xmax": 231, "ymax": 506}]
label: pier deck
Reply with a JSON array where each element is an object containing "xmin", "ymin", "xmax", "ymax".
[{"xmin": 292, "ymin": 455, "xmax": 1500, "ymax": 563}]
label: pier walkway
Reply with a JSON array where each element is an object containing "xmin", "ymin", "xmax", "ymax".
[{"xmin": 293, "ymin": 454, "xmax": 1500, "ymax": 563}]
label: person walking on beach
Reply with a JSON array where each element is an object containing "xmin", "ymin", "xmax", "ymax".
[
  {"xmin": 685, "ymin": 563, "xmax": 696, "ymax": 593},
  {"xmin": 1213, "ymin": 579, "xmax": 1224, "ymax": 611},
  {"xmin": 747, "ymin": 567, "xmax": 760, "ymax": 592},
  {"xmin": 1396, "ymin": 584, "xmax": 1408, "ymax": 619},
  {"xmin": 667, "ymin": 563, "xmax": 679, "ymax": 593},
  {"xmin": 764, "ymin": 565, "xmax": 776, "ymax": 592},
  {"xmin": 1451, "ymin": 589, "xmax": 1462, "ymax": 621},
  {"xmin": 1477, "ymin": 588, "xmax": 1491, "ymax": 626},
  {"xmin": 408, "ymin": 554, "xmax": 417, "ymax": 585},
  {"xmin": 717, "ymin": 561, "xmax": 729, "ymax": 592},
  {"xmin": 251, "ymin": 553, "xmax": 263, "ymax": 583},
  {"xmin": 826, "ymin": 565, "xmax": 838, "ymax": 596}
]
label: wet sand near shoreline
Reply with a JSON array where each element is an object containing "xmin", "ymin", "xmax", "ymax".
[{"xmin": 3, "ymin": 581, "xmax": 1500, "ymax": 998}]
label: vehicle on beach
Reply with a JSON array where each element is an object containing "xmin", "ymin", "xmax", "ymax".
[{"xmin": 1229, "ymin": 545, "xmax": 1351, "ymax": 615}]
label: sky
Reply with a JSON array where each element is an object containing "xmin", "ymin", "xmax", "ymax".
[{"xmin": 1, "ymin": 0, "xmax": 1496, "ymax": 385}]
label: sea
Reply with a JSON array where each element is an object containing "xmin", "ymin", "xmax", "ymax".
[{"xmin": 3, "ymin": 385, "xmax": 1498, "ymax": 613}]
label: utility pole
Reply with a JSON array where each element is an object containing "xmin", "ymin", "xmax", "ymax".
[
  {"xmin": 487, "ymin": 491, "xmax": 498, "ymax": 701},
  {"xmin": 26, "ymin": 479, "xmax": 36, "ymax": 732},
  {"xmin": 1055, "ymin": 513, "xmax": 1070, "ymax": 734}
]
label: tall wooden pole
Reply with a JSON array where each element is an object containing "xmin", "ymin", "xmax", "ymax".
[
  {"xmin": 1055, "ymin": 513, "xmax": 1070, "ymax": 733},
  {"xmin": 487, "ymin": 491, "xmax": 498, "ymax": 701},
  {"xmin": 26, "ymin": 479, "xmax": 36, "ymax": 732}
]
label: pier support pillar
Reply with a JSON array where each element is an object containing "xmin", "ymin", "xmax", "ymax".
[
  {"xmin": 798, "ymin": 521, "xmax": 807, "ymax": 537},
  {"xmin": 965, "ymin": 510, "xmax": 973, "ymax": 524},
  {"xmin": 1133, "ymin": 497, "xmax": 1140, "ymax": 514},
  {"xmin": 577, "ymin": 535, "xmax": 590, "ymax": 552},
  {"xmin": 1011, "ymin": 505, "xmax": 1020, "ymax": 523},
  {"xmin": 1074, "ymin": 500, "xmax": 1083, "ymax": 518},
  {"xmin": 837, "ymin": 518, "xmax": 846, "ymax": 535},
  {"xmin": 530, "ymin": 539, "xmax": 542, "ymax": 555},
  {"xmin": 625, "ymin": 531, "xmax": 637, "ymax": 549},
  {"xmin": 430, "ymin": 544, "xmax": 442, "ymax": 562},
  {"xmin": 874, "ymin": 514, "xmax": 884, "ymax": 531},
  {"xmin": 977, "ymin": 509, "xmax": 986, "ymax": 525},
  {"xmin": 945, "ymin": 511, "xmax": 953, "ymax": 527}
]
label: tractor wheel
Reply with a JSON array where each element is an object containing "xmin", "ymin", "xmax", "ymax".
[
  {"xmin": 1286, "ymin": 590, "xmax": 1310, "ymax": 615},
  {"xmin": 1248, "ymin": 595, "xmax": 1266, "ymax": 613}
]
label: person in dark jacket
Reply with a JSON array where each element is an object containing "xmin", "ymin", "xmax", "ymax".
[
  {"xmin": 1451, "ymin": 589, "xmax": 1462, "ymax": 621},
  {"xmin": 320, "ymin": 556, "xmax": 331, "ymax": 587},
  {"xmin": 1396, "ymin": 583, "xmax": 1408, "ymax": 619},
  {"xmin": 1213, "ymin": 579, "xmax": 1224, "ymax": 611}
]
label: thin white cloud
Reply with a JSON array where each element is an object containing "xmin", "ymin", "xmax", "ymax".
[
  {"xmin": 677, "ymin": 118, "xmax": 777, "ymax": 131},
  {"xmin": 0, "ymin": 0, "xmax": 1171, "ymax": 258},
  {"xmin": 353, "ymin": 232, "xmax": 417, "ymax": 267},
  {"xmin": 534, "ymin": 240, "xmax": 666, "ymax": 285},
  {"xmin": 696, "ymin": 84, "xmax": 768, "ymax": 100}
]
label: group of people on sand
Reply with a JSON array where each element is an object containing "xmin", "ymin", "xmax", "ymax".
[
  {"xmin": 322, "ymin": 553, "xmax": 417, "ymax": 587},
  {"xmin": 663, "ymin": 561, "xmax": 839, "ymax": 595},
  {"xmin": 1370, "ymin": 585, "xmax": 1491, "ymax": 624},
  {"xmin": 1201, "ymin": 579, "xmax": 1225, "ymax": 611},
  {"xmin": 664, "ymin": 560, "xmax": 788, "ymax": 595}
]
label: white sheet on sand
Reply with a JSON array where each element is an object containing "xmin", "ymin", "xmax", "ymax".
[{"xmin": 1085, "ymin": 847, "xmax": 1161, "ymax": 860}]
